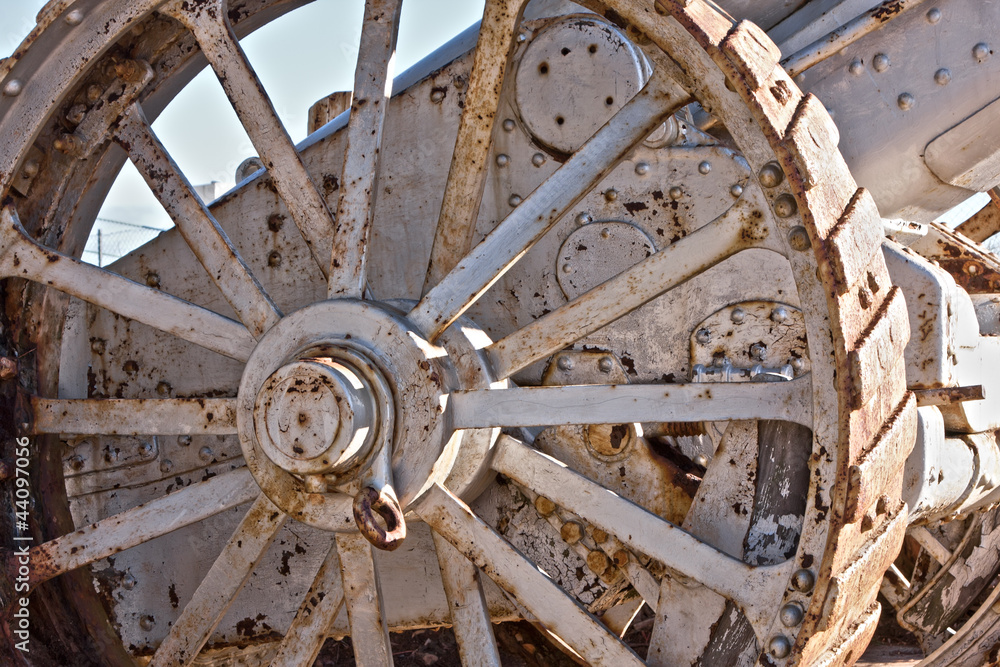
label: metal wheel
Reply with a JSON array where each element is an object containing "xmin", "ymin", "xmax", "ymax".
[{"xmin": 1, "ymin": 1, "xmax": 911, "ymax": 665}]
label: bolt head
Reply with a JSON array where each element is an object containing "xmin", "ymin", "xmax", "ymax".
[
  {"xmin": 531, "ymin": 153, "xmax": 546, "ymax": 167},
  {"xmin": 562, "ymin": 263, "xmax": 573, "ymax": 274},
  {"xmin": 792, "ymin": 568, "xmax": 816, "ymax": 592},
  {"xmin": 159, "ymin": 459, "xmax": 173, "ymax": 474},
  {"xmin": 768, "ymin": 635, "xmax": 792, "ymax": 659},
  {"xmin": 557, "ymin": 356, "xmax": 574, "ymax": 372},
  {"xmin": 873, "ymin": 53, "xmax": 891, "ymax": 72},
  {"xmin": 139, "ymin": 615, "xmax": 155, "ymax": 631},
  {"xmin": 509, "ymin": 194, "xmax": 522, "ymax": 207},
  {"xmin": 502, "ymin": 119, "xmax": 516, "ymax": 132},
  {"xmin": 178, "ymin": 435, "xmax": 193, "ymax": 447},
  {"xmin": 635, "ymin": 162, "xmax": 650, "ymax": 176},
  {"xmin": 668, "ymin": 186, "xmax": 683, "ymax": 200},
  {"xmin": 698, "ymin": 161, "xmax": 712, "ymax": 175},
  {"xmin": 758, "ymin": 162, "xmax": 784, "ymax": 188},
  {"xmin": 575, "ymin": 212, "xmax": 592, "ymax": 226},
  {"xmin": 3, "ymin": 79, "xmax": 23, "ymax": 97},
  {"xmin": 788, "ymin": 226, "xmax": 811, "ymax": 251},
  {"xmin": 68, "ymin": 455, "xmax": 85, "ymax": 471},
  {"xmin": 586, "ymin": 549, "xmax": 610, "ymax": 575},
  {"xmin": 771, "ymin": 306, "xmax": 790, "ymax": 323},
  {"xmin": 974, "ymin": 43, "xmax": 992, "ymax": 62},
  {"xmin": 696, "ymin": 329, "xmax": 711, "ymax": 345},
  {"xmin": 65, "ymin": 9, "xmax": 84, "ymax": 25},
  {"xmin": 927, "ymin": 8, "xmax": 942, "ymax": 23},
  {"xmin": 730, "ymin": 308, "xmax": 746, "ymax": 324},
  {"xmin": 774, "ymin": 194, "xmax": 798, "ymax": 219},
  {"xmin": 750, "ymin": 343, "xmax": 767, "ymax": 361},
  {"xmin": 268, "ymin": 251, "xmax": 282, "ymax": 267},
  {"xmin": 145, "ymin": 273, "xmax": 160, "ymax": 288},
  {"xmin": 730, "ymin": 183, "xmax": 744, "ymax": 198},
  {"xmin": 598, "ymin": 357, "xmax": 614, "ymax": 373},
  {"xmin": 560, "ymin": 521, "xmax": 584, "ymax": 544},
  {"xmin": 21, "ymin": 159, "xmax": 39, "ymax": 179},
  {"xmin": 897, "ymin": 93, "xmax": 915, "ymax": 111},
  {"xmin": 780, "ymin": 603, "xmax": 804, "ymax": 627},
  {"xmin": 534, "ymin": 496, "xmax": 556, "ymax": 516},
  {"xmin": 430, "ymin": 89, "xmax": 446, "ymax": 103},
  {"xmin": 496, "ymin": 154, "xmax": 510, "ymax": 167},
  {"xmin": 790, "ymin": 357, "xmax": 805, "ymax": 372},
  {"xmin": 849, "ymin": 59, "xmax": 864, "ymax": 76},
  {"xmin": 604, "ymin": 188, "xmax": 618, "ymax": 202},
  {"xmin": 122, "ymin": 573, "xmax": 137, "ymax": 590},
  {"xmin": 935, "ymin": 68, "xmax": 952, "ymax": 85}
]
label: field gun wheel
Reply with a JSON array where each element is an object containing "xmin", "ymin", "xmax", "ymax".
[{"xmin": 0, "ymin": 0, "xmax": 913, "ymax": 665}]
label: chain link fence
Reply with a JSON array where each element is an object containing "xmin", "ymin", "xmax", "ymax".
[{"xmin": 82, "ymin": 218, "xmax": 170, "ymax": 268}]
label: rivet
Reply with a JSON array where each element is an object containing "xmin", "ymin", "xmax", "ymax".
[
  {"xmin": 123, "ymin": 359, "xmax": 139, "ymax": 373},
  {"xmin": 926, "ymin": 8, "xmax": 942, "ymax": 23},
  {"xmin": 849, "ymin": 59, "xmax": 864, "ymax": 76},
  {"xmin": 897, "ymin": 93, "xmax": 915, "ymax": 111},
  {"xmin": 21, "ymin": 159, "xmax": 39, "ymax": 179},
  {"xmin": 139, "ymin": 616, "xmax": 155, "ymax": 631},
  {"xmin": 974, "ymin": 42, "xmax": 991, "ymax": 62},
  {"xmin": 65, "ymin": 9, "xmax": 84, "ymax": 25},
  {"xmin": 694, "ymin": 454, "xmax": 709, "ymax": 467},
  {"xmin": 68, "ymin": 455, "xmax": 85, "ymax": 471},
  {"xmin": 509, "ymin": 194, "xmax": 522, "ymax": 207},
  {"xmin": 531, "ymin": 153, "xmax": 546, "ymax": 167},
  {"xmin": 768, "ymin": 635, "xmax": 792, "ymax": 659},
  {"xmin": 600, "ymin": 227, "xmax": 611, "ymax": 239},
  {"xmin": 139, "ymin": 442, "xmax": 155, "ymax": 457},
  {"xmin": 935, "ymin": 68, "xmax": 952, "ymax": 85},
  {"xmin": 562, "ymin": 263, "xmax": 573, "ymax": 274},
  {"xmin": 771, "ymin": 306, "xmax": 790, "ymax": 323},
  {"xmin": 268, "ymin": 251, "xmax": 282, "ymax": 267},
  {"xmin": 696, "ymin": 329, "xmax": 711, "ymax": 345},
  {"xmin": 502, "ymin": 119, "xmax": 516, "ymax": 132},
  {"xmin": 198, "ymin": 446, "xmax": 213, "ymax": 461},
  {"xmin": 792, "ymin": 568, "xmax": 816, "ymax": 592},
  {"xmin": 561, "ymin": 521, "xmax": 584, "ymax": 544},
  {"xmin": 774, "ymin": 194, "xmax": 798, "ymax": 218},
  {"xmin": 557, "ymin": 356, "xmax": 574, "ymax": 371},
  {"xmin": 156, "ymin": 381, "xmax": 171, "ymax": 396},
  {"xmin": 145, "ymin": 272, "xmax": 160, "ymax": 288},
  {"xmin": 91, "ymin": 339, "xmax": 106, "ymax": 355},
  {"xmin": 159, "ymin": 459, "xmax": 173, "ymax": 474},
  {"xmin": 122, "ymin": 573, "xmax": 137, "ymax": 590},
  {"xmin": 750, "ymin": 343, "xmax": 767, "ymax": 361},
  {"xmin": 604, "ymin": 188, "xmax": 618, "ymax": 202},
  {"xmin": 430, "ymin": 89, "xmax": 446, "ymax": 103},
  {"xmin": 635, "ymin": 162, "xmax": 650, "ymax": 175},
  {"xmin": 698, "ymin": 161, "xmax": 712, "ymax": 175},
  {"xmin": 788, "ymin": 226, "xmax": 811, "ymax": 251},
  {"xmin": 534, "ymin": 496, "xmax": 556, "ymax": 515},
  {"xmin": 178, "ymin": 435, "xmax": 192, "ymax": 447},
  {"xmin": 66, "ymin": 104, "xmax": 87, "ymax": 125},
  {"xmin": 731, "ymin": 308, "xmax": 746, "ymax": 324},
  {"xmin": 496, "ymin": 154, "xmax": 510, "ymax": 167},
  {"xmin": 2, "ymin": 79, "xmax": 23, "ymax": 97},
  {"xmin": 575, "ymin": 212, "xmax": 592, "ymax": 226},
  {"xmin": 104, "ymin": 448, "xmax": 120, "ymax": 464},
  {"xmin": 598, "ymin": 357, "xmax": 614, "ymax": 373},
  {"xmin": 780, "ymin": 603, "xmax": 804, "ymax": 627},
  {"xmin": 668, "ymin": 186, "xmax": 683, "ymax": 200},
  {"xmin": 758, "ymin": 162, "xmax": 784, "ymax": 188},
  {"xmin": 872, "ymin": 53, "xmax": 890, "ymax": 73},
  {"xmin": 730, "ymin": 184, "xmax": 744, "ymax": 198}
]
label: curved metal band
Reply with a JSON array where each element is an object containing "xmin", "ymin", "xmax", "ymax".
[{"xmin": 353, "ymin": 486, "xmax": 407, "ymax": 551}]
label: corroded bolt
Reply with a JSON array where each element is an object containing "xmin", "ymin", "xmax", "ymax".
[
  {"xmin": 145, "ymin": 272, "xmax": 160, "ymax": 288},
  {"xmin": 534, "ymin": 496, "xmax": 556, "ymax": 516},
  {"xmin": 68, "ymin": 455, "xmax": 85, "ymax": 471},
  {"xmin": 897, "ymin": 93, "xmax": 915, "ymax": 111},
  {"xmin": 586, "ymin": 550, "xmax": 610, "ymax": 575},
  {"xmin": 123, "ymin": 359, "xmax": 139, "ymax": 373},
  {"xmin": 695, "ymin": 329, "xmax": 711, "ymax": 345},
  {"xmin": 430, "ymin": 89, "xmax": 446, "ymax": 103},
  {"xmin": 598, "ymin": 357, "xmax": 614, "ymax": 374},
  {"xmin": 758, "ymin": 162, "xmax": 784, "ymax": 188},
  {"xmin": 156, "ymin": 381, "xmax": 171, "ymax": 396},
  {"xmin": 789, "ymin": 357, "xmax": 805, "ymax": 372},
  {"xmin": 496, "ymin": 154, "xmax": 510, "ymax": 167},
  {"xmin": 65, "ymin": 9, "xmax": 85, "ymax": 25},
  {"xmin": 0, "ymin": 357, "xmax": 17, "ymax": 381},
  {"xmin": 557, "ymin": 356, "xmax": 574, "ymax": 372},
  {"xmin": 139, "ymin": 442, "xmax": 155, "ymax": 457},
  {"xmin": 267, "ymin": 214, "xmax": 285, "ymax": 232},
  {"xmin": 2, "ymin": 79, "xmax": 23, "ymax": 97},
  {"xmin": 768, "ymin": 635, "xmax": 792, "ymax": 659},
  {"xmin": 21, "ymin": 159, "xmax": 39, "ymax": 179},
  {"xmin": 122, "ymin": 573, "xmax": 137, "ymax": 590},
  {"xmin": 774, "ymin": 194, "xmax": 798, "ymax": 219},
  {"xmin": 54, "ymin": 133, "xmax": 82, "ymax": 154},
  {"xmin": 935, "ymin": 68, "xmax": 952, "ymax": 86},
  {"xmin": 788, "ymin": 226, "xmax": 811, "ymax": 251},
  {"xmin": 104, "ymin": 448, "xmax": 120, "ymax": 464},
  {"xmin": 178, "ymin": 435, "xmax": 192, "ymax": 447},
  {"xmin": 561, "ymin": 521, "xmax": 584, "ymax": 544},
  {"xmin": 780, "ymin": 603, "xmax": 804, "ymax": 627},
  {"xmin": 90, "ymin": 339, "xmax": 105, "ymax": 357},
  {"xmin": 926, "ymin": 8, "xmax": 942, "ymax": 23},
  {"xmin": 113, "ymin": 59, "xmax": 146, "ymax": 82},
  {"xmin": 791, "ymin": 568, "xmax": 815, "ymax": 592},
  {"xmin": 86, "ymin": 84, "xmax": 102, "ymax": 104},
  {"xmin": 591, "ymin": 527, "xmax": 608, "ymax": 543},
  {"xmin": 66, "ymin": 104, "xmax": 87, "ymax": 125},
  {"xmin": 730, "ymin": 184, "xmax": 744, "ymax": 198},
  {"xmin": 304, "ymin": 474, "xmax": 328, "ymax": 493},
  {"xmin": 731, "ymin": 308, "xmax": 746, "ymax": 324},
  {"xmin": 612, "ymin": 549, "xmax": 629, "ymax": 567},
  {"xmin": 849, "ymin": 59, "xmax": 864, "ymax": 76},
  {"xmin": 694, "ymin": 454, "xmax": 709, "ymax": 467}
]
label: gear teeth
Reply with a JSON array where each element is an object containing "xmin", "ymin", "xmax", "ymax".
[
  {"xmin": 785, "ymin": 94, "xmax": 842, "ymax": 191},
  {"xmin": 721, "ymin": 20, "xmax": 781, "ymax": 91},
  {"xmin": 812, "ymin": 602, "xmax": 882, "ymax": 667},
  {"xmin": 827, "ymin": 188, "xmax": 885, "ymax": 295},
  {"xmin": 848, "ymin": 286, "xmax": 910, "ymax": 410}
]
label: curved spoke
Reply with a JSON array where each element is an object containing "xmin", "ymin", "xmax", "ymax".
[
  {"xmin": 115, "ymin": 103, "xmax": 281, "ymax": 338},
  {"xmin": 432, "ymin": 531, "xmax": 502, "ymax": 667},
  {"xmin": 450, "ymin": 377, "xmax": 812, "ymax": 429},
  {"xmin": 0, "ymin": 206, "xmax": 255, "ymax": 361},
  {"xmin": 30, "ymin": 397, "xmax": 237, "ymax": 436},
  {"xmin": 485, "ymin": 198, "xmax": 766, "ymax": 379},
  {"xmin": 417, "ymin": 483, "xmax": 644, "ymax": 666},
  {"xmin": 269, "ymin": 544, "xmax": 346, "ymax": 667},
  {"xmin": 422, "ymin": 0, "xmax": 527, "ymax": 292},
  {"xmin": 336, "ymin": 532, "xmax": 394, "ymax": 666},
  {"xmin": 160, "ymin": 0, "xmax": 337, "ymax": 277},
  {"xmin": 328, "ymin": 0, "xmax": 404, "ymax": 298},
  {"xmin": 408, "ymin": 67, "xmax": 690, "ymax": 340},
  {"xmin": 491, "ymin": 437, "xmax": 794, "ymax": 637},
  {"xmin": 150, "ymin": 494, "xmax": 286, "ymax": 667},
  {"xmin": 25, "ymin": 467, "xmax": 256, "ymax": 587}
]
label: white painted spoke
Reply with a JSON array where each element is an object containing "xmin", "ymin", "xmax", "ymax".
[
  {"xmin": 116, "ymin": 104, "xmax": 281, "ymax": 338},
  {"xmin": 422, "ymin": 0, "xmax": 526, "ymax": 292},
  {"xmin": 269, "ymin": 544, "xmax": 346, "ymax": 667},
  {"xmin": 28, "ymin": 468, "xmax": 256, "ymax": 587},
  {"xmin": 336, "ymin": 532, "xmax": 394, "ymax": 666},
  {"xmin": 490, "ymin": 437, "xmax": 794, "ymax": 636},
  {"xmin": 432, "ymin": 531, "xmax": 501, "ymax": 667},
  {"xmin": 450, "ymin": 377, "xmax": 812, "ymax": 429},
  {"xmin": 408, "ymin": 68, "xmax": 689, "ymax": 339},
  {"xmin": 417, "ymin": 484, "xmax": 644, "ymax": 666},
  {"xmin": 150, "ymin": 494, "xmax": 286, "ymax": 667},
  {"xmin": 327, "ymin": 0, "xmax": 403, "ymax": 298},
  {"xmin": 0, "ymin": 206, "xmax": 254, "ymax": 361},
  {"xmin": 30, "ymin": 397, "xmax": 237, "ymax": 436},
  {"xmin": 486, "ymin": 200, "xmax": 758, "ymax": 379},
  {"xmin": 160, "ymin": 0, "xmax": 336, "ymax": 277}
]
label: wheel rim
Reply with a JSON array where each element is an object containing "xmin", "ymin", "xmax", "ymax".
[{"xmin": 0, "ymin": 1, "xmax": 912, "ymax": 665}]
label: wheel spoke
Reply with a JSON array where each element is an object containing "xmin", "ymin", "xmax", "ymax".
[
  {"xmin": 269, "ymin": 544, "xmax": 346, "ymax": 667},
  {"xmin": 431, "ymin": 531, "xmax": 502, "ymax": 667},
  {"xmin": 0, "ymin": 206, "xmax": 255, "ymax": 361},
  {"xmin": 422, "ymin": 0, "xmax": 526, "ymax": 292},
  {"xmin": 30, "ymin": 397, "xmax": 237, "ymax": 436},
  {"xmin": 335, "ymin": 532, "xmax": 394, "ymax": 666},
  {"xmin": 490, "ymin": 437, "xmax": 794, "ymax": 636},
  {"xmin": 115, "ymin": 103, "xmax": 281, "ymax": 338},
  {"xmin": 327, "ymin": 0, "xmax": 404, "ymax": 298},
  {"xmin": 417, "ymin": 483, "xmax": 644, "ymax": 666},
  {"xmin": 160, "ymin": 0, "xmax": 337, "ymax": 277},
  {"xmin": 486, "ymin": 198, "xmax": 764, "ymax": 379},
  {"xmin": 150, "ymin": 494, "xmax": 286, "ymax": 667},
  {"xmin": 407, "ymin": 67, "xmax": 690, "ymax": 339},
  {"xmin": 25, "ymin": 468, "xmax": 256, "ymax": 587},
  {"xmin": 450, "ymin": 377, "xmax": 812, "ymax": 429}
]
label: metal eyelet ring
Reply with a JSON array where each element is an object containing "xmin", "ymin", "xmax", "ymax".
[{"xmin": 353, "ymin": 486, "xmax": 407, "ymax": 551}]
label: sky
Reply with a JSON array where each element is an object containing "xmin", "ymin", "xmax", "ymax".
[{"xmin": 0, "ymin": 0, "xmax": 486, "ymax": 229}]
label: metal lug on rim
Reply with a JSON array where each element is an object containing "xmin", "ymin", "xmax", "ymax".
[
  {"xmin": 598, "ymin": 356, "xmax": 614, "ymax": 373},
  {"xmin": 696, "ymin": 328, "xmax": 711, "ymax": 345},
  {"xmin": 792, "ymin": 568, "xmax": 816, "ymax": 592},
  {"xmin": 2, "ymin": 80, "xmax": 23, "ymax": 97},
  {"xmin": 534, "ymin": 496, "xmax": 556, "ymax": 516},
  {"xmin": 788, "ymin": 226, "xmax": 811, "ymax": 251},
  {"xmin": 873, "ymin": 53, "xmax": 891, "ymax": 72},
  {"xmin": 758, "ymin": 162, "xmax": 784, "ymax": 188},
  {"xmin": 780, "ymin": 603, "xmax": 804, "ymax": 627},
  {"xmin": 0, "ymin": 357, "xmax": 17, "ymax": 381},
  {"xmin": 731, "ymin": 308, "xmax": 746, "ymax": 324},
  {"xmin": 774, "ymin": 194, "xmax": 799, "ymax": 219},
  {"xmin": 560, "ymin": 521, "xmax": 584, "ymax": 544},
  {"xmin": 768, "ymin": 635, "xmax": 792, "ymax": 659}
]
